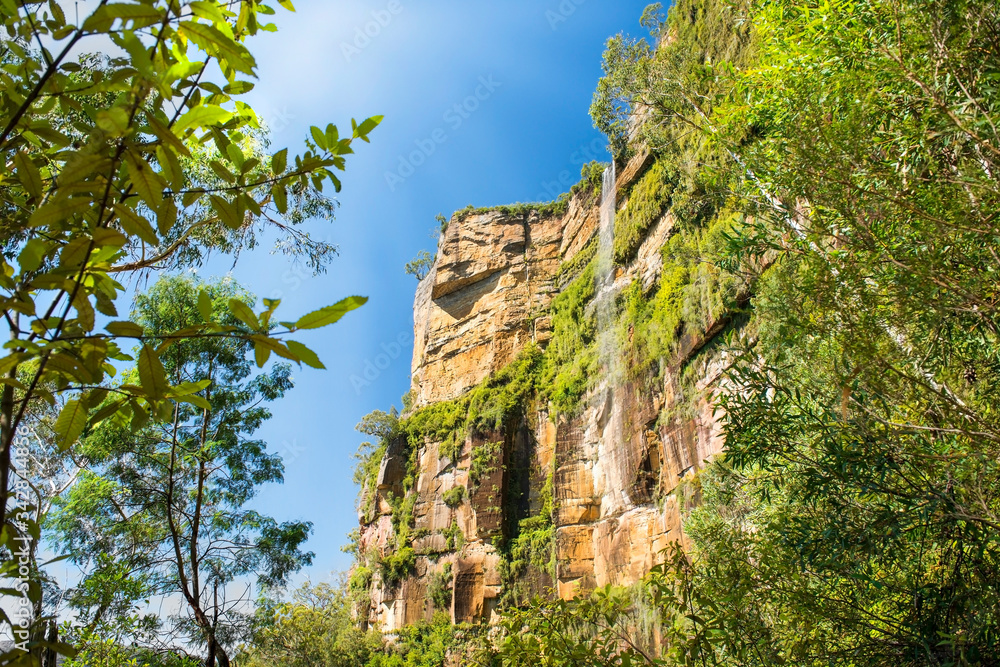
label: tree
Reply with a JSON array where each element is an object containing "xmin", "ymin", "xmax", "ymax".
[
  {"xmin": 239, "ymin": 580, "xmax": 384, "ymax": 667},
  {"xmin": 0, "ymin": 1, "xmax": 380, "ymax": 660},
  {"xmin": 48, "ymin": 276, "xmax": 318, "ymax": 666},
  {"xmin": 405, "ymin": 251, "xmax": 435, "ymax": 281}
]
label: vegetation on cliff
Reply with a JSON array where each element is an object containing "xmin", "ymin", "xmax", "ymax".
[
  {"xmin": 344, "ymin": 0, "xmax": 1000, "ymax": 665},
  {"xmin": 501, "ymin": 0, "xmax": 1000, "ymax": 664},
  {"xmin": 0, "ymin": 0, "xmax": 381, "ymax": 663}
]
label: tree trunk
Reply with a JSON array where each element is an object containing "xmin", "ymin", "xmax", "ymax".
[
  {"xmin": 42, "ymin": 620, "xmax": 58, "ymax": 667},
  {"xmin": 0, "ymin": 379, "xmax": 14, "ymax": 530},
  {"xmin": 205, "ymin": 637, "xmax": 230, "ymax": 667}
]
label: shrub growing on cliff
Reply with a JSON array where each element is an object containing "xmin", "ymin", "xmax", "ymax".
[
  {"xmin": 405, "ymin": 250, "xmax": 436, "ymax": 281},
  {"xmin": 442, "ymin": 486, "xmax": 466, "ymax": 508},
  {"xmin": 427, "ymin": 564, "xmax": 454, "ymax": 612},
  {"xmin": 469, "ymin": 442, "xmax": 503, "ymax": 489},
  {"xmin": 541, "ymin": 259, "xmax": 598, "ymax": 415},
  {"xmin": 377, "ymin": 547, "xmax": 417, "ymax": 588},
  {"xmin": 614, "ymin": 160, "xmax": 676, "ymax": 263}
]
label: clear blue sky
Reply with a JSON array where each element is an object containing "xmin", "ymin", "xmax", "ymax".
[{"xmin": 203, "ymin": 0, "xmax": 654, "ymax": 581}]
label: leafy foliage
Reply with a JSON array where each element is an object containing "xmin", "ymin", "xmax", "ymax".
[
  {"xmin": 48, "ymin": 276, "xmax": 314, "ymax": 665},
  {"xmin": 442, "ymin": 486, "xmax": 466, "ymax": 508},
  {"xmin": 0, "ymin": 2, "xmax": 380, "ymax": 660},
  {"xmin": 427, "ymin": 563, "xmax": 453, "ymax": 612},
  {"xmin": 614, "ymin": 160, "xmax": 674, "ymax": 263},
  {"xmin": 405, "ymin": 250, "xmax": 435, "ymax": 281},
  {"xmin": 239, "ymin": 580, "xmax": 385, "ymax": 667}
]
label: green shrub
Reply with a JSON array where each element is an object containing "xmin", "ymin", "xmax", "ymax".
[
  {"xmin": 614, "ymin": 160, "xmax": 675, "ymax": 264},
  {"xmin": 377, "ymin": 547, "xmax": 416, "ymax": 587},
  {"xmin": 469, "ymin": 442, "xmax": 502, "ymax": 489},
  {"xmin": 540, "ymin": 259, "xmax": 598, "ymax": 415},
  {"xmin": 442, "ymin": 486, "xmax": 466, "ymax": 508},
  {"xmin": 443, "ymin": 521, "xmax": 465, "ymax": 551},
  {"xmin": 427, "ymin": 563, "xmax": 453, "ymax": 611}
]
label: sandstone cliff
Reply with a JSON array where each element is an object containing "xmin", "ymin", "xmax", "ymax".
[{"xmin": 353, "ymin": 151, "xmax": 736, "ymax": 632}]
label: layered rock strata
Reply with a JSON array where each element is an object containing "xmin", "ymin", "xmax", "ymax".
[{"xmin": 357, "ymin": 153, "xmax": 731, "ymax": 631}]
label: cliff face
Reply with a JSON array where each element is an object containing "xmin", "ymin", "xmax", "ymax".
[{"xmin": 355, "ymin": 151, "xmax": 733, "ymax": 632}]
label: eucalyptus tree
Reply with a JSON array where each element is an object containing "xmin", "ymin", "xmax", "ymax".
[
  {"xmin": 0, "ymin": 1, "xmax": 379, "ymax": 661},
  {"xmin": 49, "ymin": 275, "xmax": 320, "ymax": 667}
]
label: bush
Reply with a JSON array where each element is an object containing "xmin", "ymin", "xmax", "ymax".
[
  {"xmin": 377, "ymin": 547, "xmax": 416, "ymax": 587},
  {"xmin": 442, "ymin": 486, "xmax": 466, "ymax": 508},
  {"xmin": 469, "ymin": 442, "xmax": 502, "ymax": 489},
  {"xmin": 427, "ymin": 564, "xmax": 453, "ymax": 611},
  {"xmin": 614, "ymin": 160, "xmax": 675, "ymax": 264}
]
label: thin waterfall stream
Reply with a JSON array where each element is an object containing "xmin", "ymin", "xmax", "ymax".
[{"xmin": 595, "ymin": 161, "xmax": 619, "ymax": 385}]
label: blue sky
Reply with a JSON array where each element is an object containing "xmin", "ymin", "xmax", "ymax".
[{"xmin": 202, "ymin": 0, "xmax": 654, "ymax": 581}]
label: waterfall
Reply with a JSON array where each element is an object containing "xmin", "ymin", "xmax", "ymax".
[{"xmin": 595, "ymin": 161, "xmax": 618, "ymax": 382}]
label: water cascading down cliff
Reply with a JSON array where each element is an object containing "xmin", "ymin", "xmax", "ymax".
[{"xmin": 352, "ymin": 144, "xmax": 739, "ymax": 632}]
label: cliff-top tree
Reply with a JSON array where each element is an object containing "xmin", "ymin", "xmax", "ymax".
[
  {"xmin": 49, "ymin": 275, "xmax": 314, "ymax": 667},
  {"xmin": 0, "ymin": 1, "xmax": 379, "ymax": 661}
]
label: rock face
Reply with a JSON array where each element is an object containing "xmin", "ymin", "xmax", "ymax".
[{"xmin": 357, "ymin": 153, "xmax": 731, "ymax": 631}]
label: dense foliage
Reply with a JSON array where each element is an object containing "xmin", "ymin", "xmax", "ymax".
[
  {"xmin": 346, "ymin": 0, "xmax": 1000, "ymax": 665},
  {"xmin": 0, "ymin": 0, "xmax": 379, "ymax": 664},
  {"xmin": 497, "ymin": 0, "xmax": 1000, "ymax": 665},
  {"xmin": 49, "ymin": 276, "xmax": 312, "ymax": 666}
]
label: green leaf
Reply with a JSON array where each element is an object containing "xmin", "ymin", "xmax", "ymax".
[
  {"xmin": 29, "ymin": 198, "xmax": 92, "ymax": 228},
  {"xmin": 102, "ymin": 3, "xmax": 163, "ymax": 21},
  {"xmin": 0, "ymin": 353, "xmax": 26, "ymax": 377},
  {"xmin": 113, "ymin": 203, "xmax": 159, "ymax": 246},
  {"xmin": 60, "ymin": 236, "xmax": 93, "ymax": 268},
  {"xmin": 229, "ymin": 298, "xmax": 260, "ymax": 330},
  {"xmin": 286, "ymin": 340, "xmax": 325, "ymax": 369},
  {"xmin": 147, "ymin": 115, "xmax": 192, "ymax": 157},
  {"xmin": 271, "ymin": 148, "xmax": 288, "ymax": 174},
  {"xmin": 124, "ymin": 152, "xmax": 165, "ymax": 212},
  {"xmin": 271, "ymin": 182, "xmax": 287, "ymax": 214},
  {"xmin": 130, "ymin": 399, "xmax": 150, "ymax": 431},
  {"xmin": 17, "ymin": 238, "xmax": 50, "ymax": 273},
  {"xmin": 223, "ymin": 80, "xmax": 255, "ymax": 95},
  {"xmin": 137, "ymin": 345, "xmax": 168, "ymax": 400},
  {"xmin": 54, "ymin": 400, "xmax": 88, "ymax": 451},
  {"xmin": 310, "ymin": 126, "xmax": 327, "ymax": 150},
  {"xmin": 173, "ymin": 104, "xmax": 234, "ymax": 134},
  {"xmin": 188, "ymin": 0, "xmax": 228, "ymax": 23},
  {"xmin": 106, "ymin": 321, "xmax": 145, "ymax": 337},
  {"xmin": 73, "ymin": 292, "xmax": 95, "ymax": 331},
  {"xmin": 96, "ymin": 108, "xmax": 130, "ymax": 136},
  {"xmin": 88, "ymin": 399, "xmax": 128, "ymax": 427},
  {"xmin": 157, "ymin": 145, "xmax": 184, "ymax": 191},
  {"xmin": 178, "ymin": 21, "xmax": 257, "ymax": 75},
  {"xmin": 178, "ymin": 394, "xmax": 211, "ymax": 410},
  {"xmin": 294, "ymin": 296, "xmax": 368, "ymax": 330},
  {"xmin": 198, "ymin": 289, "xmax": 214, "ymax": 322},
  {"xmin": 168, "ymin": 379, "xmax": 212, "ymax": 397},
  {"xmin": 210, "ymin": 195, "xmax": 242, "ymax": 229},
  {"xmin": 353, "ymin": 115, "xmax": 384, "ymax": 142},
  {"xmin": 254, "ymin": 341, "xmax": 271, "ymax": 368},
  {"xmin": 250, "ymin": 335, "xmax": 298, "ymax": 361},
  {"xmin": 210, "ymin": 160, "xmax": 237, "ymax": 183},
  {"xmin": 14, "ymin": 152, "xmax": 43, "ymax": 198}
]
